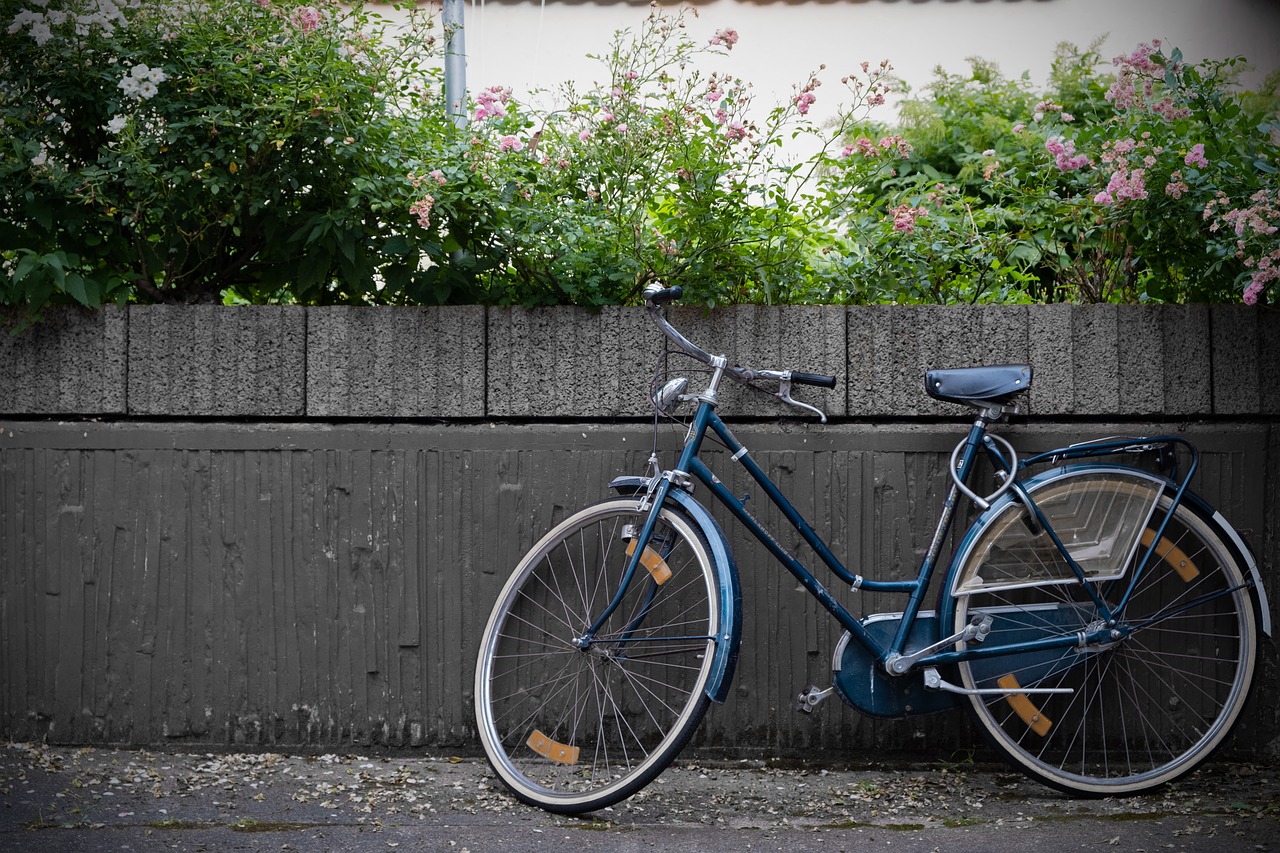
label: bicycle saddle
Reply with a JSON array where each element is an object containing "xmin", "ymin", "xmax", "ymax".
[{"xmin": 924, "ymin": 364, "xmax": 1032, "ymax": 405}]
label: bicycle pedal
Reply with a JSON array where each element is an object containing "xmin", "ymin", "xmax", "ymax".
[{"xmin": 796, "ymin": 685, "xmax": 835, "ymax": 714}]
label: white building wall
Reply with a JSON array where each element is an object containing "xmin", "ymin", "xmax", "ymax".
[{"xmin": 417, "ymin": 0, "xmax": 1280, "ymax": 116}]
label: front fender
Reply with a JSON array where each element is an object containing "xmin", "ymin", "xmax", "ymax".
[{"xmin": 609, "ymin": 476, "xmax": 743, "ymax": 703}]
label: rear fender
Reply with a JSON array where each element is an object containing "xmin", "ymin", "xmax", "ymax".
[{"xmin": 943, "ymin": 464, "xmax": 1271, "ymax": 638}]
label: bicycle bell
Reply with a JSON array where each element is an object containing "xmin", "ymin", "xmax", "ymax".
[{"xmin": 652, "ymin": 377, "xmax": 689, "ymax": 416}]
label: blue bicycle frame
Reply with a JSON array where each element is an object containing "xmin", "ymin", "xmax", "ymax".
[
  {"xmin": 588, "ymin": 401, "xmax": 1269, "ymax": 701},
  {"xmin": 587, "ymin": 395, "xmax": 998, "ymax": 675}
]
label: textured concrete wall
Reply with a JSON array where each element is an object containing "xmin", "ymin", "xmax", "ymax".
[
  {"xmin": 1, "ymin": 305, "xmax": 1277, "ymax": 757},
  {"xmin": 307, "ymin": 306, "xmax": 486, "ymax": 418},
  {"xmin": 2, "ymin": 304, "xmax": 1276, "ymax": 418},
  {"xmin": 128, "ymin": 306, "xmax": 307, "ymax": 417},
  {"xmin": 0, "ymin": 307, "xmax": 127, "ymax": 415}
]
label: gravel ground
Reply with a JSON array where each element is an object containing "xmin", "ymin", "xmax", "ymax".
[{"xmin": 1, "ymin": 743, "xmax": 1277, "ymax": 852}]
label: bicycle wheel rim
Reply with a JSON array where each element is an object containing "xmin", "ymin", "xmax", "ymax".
[
  {"xmin": 474, "ymin": 499, "xmax": 719, "ymax": 813},
  {"xmin": 948, "ymin": 477, "xmax": 1257, "ymax": 795}
]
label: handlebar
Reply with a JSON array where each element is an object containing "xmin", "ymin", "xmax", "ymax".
[
  {"xmin": 791, "ymin": 372, "xmax": 839, "ymax": 390},
  {"xmin": 647, "ymin": 284, "xmax": 684, "ymax": 306},
  {"xmin": 642, "ymin": 283, "xmax": 838, "ymax": 418}
]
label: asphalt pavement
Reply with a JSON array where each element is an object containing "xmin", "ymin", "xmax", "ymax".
[{"xmin": 1, "ymin": 743, "xmax": 1276, "ymax": 852}]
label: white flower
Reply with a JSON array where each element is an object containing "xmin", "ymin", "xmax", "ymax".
[
  {"xmin": 118, "ymin": 76, "xmax": 140, "ymax": 96},
  {"xmin": 29, "ymin": 21, "xmax": 52, "ymax": 43},
  {"xmin": 137, "ymin": 80, "xmax": 157, "ymax": 99},
  {"xmin": 106, "ymin": 115, "xmax": 128, "ymax": 133},
  {"xmin": 127, "ymin": 63, "xmax": 167, "ymax": 86}
]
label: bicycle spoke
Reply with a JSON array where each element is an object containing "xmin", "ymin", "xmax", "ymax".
[
  {"xmin": 475, "ymin": 500, "xmax": 719, "ymax": 813},
  {"xmin": 949, "ymin": 473, "xmax": 1257, "ymax": 795}
]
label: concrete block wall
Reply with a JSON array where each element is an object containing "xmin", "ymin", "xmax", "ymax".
[
  {"xmin": 0, "ymin": 307, "xmax": 127, "ymax": 414},
  {"xmin": 847, "ymin": 303, "xmax": 1228, "ymax": 417},
  {"xmin": 2, "ymin": 303, "xmax": 1276, "ymax": 418},
  {"xmin": 486, "ymin": 306, "xmax": 658, "ymax": 418},
  {"xmin": 128, "ymin": 306, "xmax": 308, "ymax": 417},
  {"xmin": 307, "ymin": 306, "xmax": 486, "ymax": 418}
]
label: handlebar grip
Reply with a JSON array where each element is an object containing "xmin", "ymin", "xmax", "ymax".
[
  {"xmin": 791, "ymin": 371, "xmax": 838, "ymax": 390},
  {"xmin": 647, "ymin": 285, "xmax": 683, "ymax": 305}
]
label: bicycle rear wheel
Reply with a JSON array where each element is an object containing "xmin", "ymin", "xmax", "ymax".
[
  {"xmin": 474, "ymin": 497, "xmax": 720, "ymax": 814},
  {"xmin": 945, "ymin": 469, "xmax": 1258, "ymax": 796}
]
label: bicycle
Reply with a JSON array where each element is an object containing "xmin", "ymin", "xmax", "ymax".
[{"xmin": 473, "ymin": 283, "xmax": 1272, "ymax": 815}]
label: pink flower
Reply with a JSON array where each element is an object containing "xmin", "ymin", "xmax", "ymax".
[
  {"xmin": 578, "ymin": 130, "xmax": 592, "ymax": 142},
  {"xmin": 1185, "ymin": 143, "xmax": 1209, "ymax": 169},
  {"xmin": 705, "ymin": 90, "xmax": 724, "ymax": 103},
  {"xmin": 1243, "ymin": 280, "xmax": 1264, "ymax": 305},
  {"xmin": 410, "ymin": 195, "xmax": 435, "ymax": 229},
  {"xmin": 793, "ymin": 92, "xmax": 816, "ymax": 115},
  {"xmin": 890, "ymin": 204, "xmax": 926, "ymax": 234},
  {"xmin": 499, "ymin": 136, "xmax": 523, "ymax": 152},
  {"xmin": 851, "ymin": 137, "xmax": 879, "ymax": 158},
  {"xmin": 474, "ymin": 86, "xmax": 511, "ymax": 122},
  {"xmin": 709, "ymin": 28, "xmax": 740, "ymax": 50},
  {"xmin": 868, "ymin": 134, "xmax": 912, "ymax": 159},
  {"xmin": 1045, "ymin": 137, "xmax": 1088, "ymax": 172},
  {"xmin": 291, "ymin": 5, "xmax": 321, "ymax": 33},
  {"xmin": 1011, "ymin": 123, "xmax": 1025, "ymax": 134},
  {"xmin": 1100, "ymin": 167, "xmax": 1148, "ymax": 204},
  {"xmin": 428, "ymin": 169, "xmax": 446, "ymax": 186},
  {"xmin": 725, "ymin": 121, "xmax": 747, "ymax": 143}
]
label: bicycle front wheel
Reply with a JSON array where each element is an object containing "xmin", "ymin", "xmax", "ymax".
[
  {"xmin": 474, "ymin": 497, "xmax": 721, "ymax": 814},
  {"xmin": 946, "ymin": 469, "xmax": 1258, "ymax": 796}
]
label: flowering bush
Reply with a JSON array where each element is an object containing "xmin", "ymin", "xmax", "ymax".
[
  {"xmin": 1, "ymin": 0, "xmax": 457, "ymax": 317},
  {"xmin": 843, "ymin": 41, "xmax": 1280, "ymax": 304},
  {"xmin": 4, "ymin": 1, "xmax": 1276, "ymax": 313},
  {"xmin": 414, "ymin": 9, "xmax": 879, "ymax": 307}
]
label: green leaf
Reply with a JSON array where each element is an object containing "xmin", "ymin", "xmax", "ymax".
[
  {"xmin": 382, "ymin": 235, "xmax": 412, "ymax": 255},
  {"xmin": 12, "ymin": 253, "xmax": 40, "ymax": 285},
  {"xmin": 63, "ymin": 274, "xmax": 92, "ymax": 307}
]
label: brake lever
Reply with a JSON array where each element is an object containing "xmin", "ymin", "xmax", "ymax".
[{"xmin": 776, "ymin": 376, "xmax": 827, "ymax": 423}]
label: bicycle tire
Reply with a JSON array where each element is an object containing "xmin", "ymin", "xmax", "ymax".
[
  {"xmin": 474, "ymin": 497, "xmax": 721, "ymax": 814},
  {"xmin": 943, "ymin": 468, "xmax": 1258, "ymax": 796}
]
